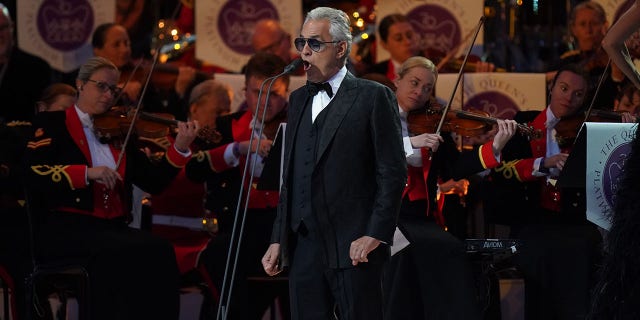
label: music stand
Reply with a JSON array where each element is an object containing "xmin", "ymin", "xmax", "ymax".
[{"xmin": 557, "ymin": 125, "xmax": 587, "ymax": 216}]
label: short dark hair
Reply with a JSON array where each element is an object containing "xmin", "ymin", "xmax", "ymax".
[
  {"xmin": 550, "ymin": 63, "xmax": 589, "ymax": 90},
  {"xmin": 91, "ymin": 23, "xmax": 117, "ymax": 49},
  {"xmin": 378, "ymin": 14, "xmax": 409, "ymax": 43},
  {"xmin": 244, "ymin": 52, "xmax": 290, "ymax": 88}
]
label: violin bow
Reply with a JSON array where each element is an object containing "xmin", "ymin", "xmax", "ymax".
[
  {"xmin": 435, "ymin": 21, "xmax": 482, "ymax": 72},
  {"xmin": 582, "ymin": 59, "xmax": 611, "ymax": 124},
  {"xmin": 434, "ymin": 16, "xmax": 486, "ymax": 137},
  {"xmin": 113, "ymin": 3, "xmax": 184, "ymax": 169}
]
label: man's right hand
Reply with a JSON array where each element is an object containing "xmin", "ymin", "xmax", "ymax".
[{"xmin": 262, "ymin": 243, "xmax": 282, "ymax": 276}]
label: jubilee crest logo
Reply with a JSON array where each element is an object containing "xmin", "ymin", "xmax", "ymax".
[
  {"xmin": 36, "ymin": 0, "xmax": 93, "ymax": 51},
  {"xmin": 464, "ymin": 92, "xmax": 520, "ymax": 120},
  {"xmin": 219, "ymin": 1, "xmax": 278, "ymax": 55},
  {"xmin": 407, "ymin": 4, "xmax": 461, "ymax": 56}
]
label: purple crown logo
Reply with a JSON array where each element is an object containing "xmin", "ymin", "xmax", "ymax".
[
  {"xmin": 408, "ymin": 4, "xmax": 461, "ymax": 54},
  {"xmin": 37, "ymin": 0, "xmax": 93, "ymax": 51},
  {"xmin": 464, "ymin": 92, "xmax": 519, "ymax": 120},
  {"xmin": 603, "ymin": 142, "xmax": 632, "ymax": 209},
  {"xmin": 218, "ymin": 1, "xmax": 278, "ymax": 55}
]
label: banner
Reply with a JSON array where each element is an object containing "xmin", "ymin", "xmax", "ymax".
[
  {"xmin": 585, "ymin": 122, "xmax": 636, "ymax": 230},
  {"xmin": 17, "ymin": 0, "xmax": 115, "ymax": 72},
  {"xmin": 376, "ymin": 0, "xmax": 484, "ymax": 63},
  {"xmin": 435, "ymin": 72, "xmax": 547, "ymax": 118},
  {"xmin": 196, "ymin": 0, "xmax": 302, "ymax": 73}
]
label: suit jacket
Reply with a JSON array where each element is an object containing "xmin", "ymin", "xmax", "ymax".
[
  {"xmin": 0, "ymin": 48, "xmax": 52, "ymax": 123},
  {"xmin": 271, "ymin": 72, "xmax": 407, "ymax": 269}
]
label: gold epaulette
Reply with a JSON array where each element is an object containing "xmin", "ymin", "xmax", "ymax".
[
  {"xmin": 560, "ymin": 49, "xmax": 581, "ymax": 60},
  {"xmin": 5, "ymin": 120, "xmax": 32, "ymax": 127}
]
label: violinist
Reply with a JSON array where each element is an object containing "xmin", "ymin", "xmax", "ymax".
[
  {"xmin": 383, "ymin": 56, "xmax": 517, "ymax": 319},
  {"xmin": 369, "ymin": 14, "xmax": 495, "ymax": 81},
  {"xmin": 92, "ymin": 23, "xmax": 200, "ymax": 119},
  {"xmin": 483, "ymin": 63, "xmax": 603, "ymax": 319},
  {"xmin": 23, "ymin": 56, "xmax": 200, "ymax": 320},
  {"xmin": 185, "ymin": 52, "xmax": 290, "ymax": 319}
]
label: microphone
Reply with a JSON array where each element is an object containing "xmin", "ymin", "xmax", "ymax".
[
  {"xmin": 217, "ymin": 56, "xmax": 299, "ymax": 320},
  {"xmin": 282, "ymin": 58, "xmax": 302, "ymax": 75}
]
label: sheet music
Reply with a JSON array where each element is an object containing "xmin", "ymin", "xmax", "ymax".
[{"xmin": 390, "ymin": 227, "xmax": 410, "ymax": 256}]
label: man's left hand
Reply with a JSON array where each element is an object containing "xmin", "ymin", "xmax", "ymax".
[{"xmin": 350, "ymin": 236, "xmax": 381, "ymax": 266}]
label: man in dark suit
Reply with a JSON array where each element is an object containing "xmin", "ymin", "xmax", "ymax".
[
  {"xmin": 0, "ymin": 3, "xmax": 52, "ymax": 123},
  {"xmin": 261, "ymin": 7, "xmax": 407, "ymax": 320}
]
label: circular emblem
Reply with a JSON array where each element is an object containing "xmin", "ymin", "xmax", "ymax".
[
  {"xmin": 36, "ymin": 0, "xmax": 94, "ymax": 51},
  {"xmin": 218, "ymin": 1, "xmax": 279, "ymax": 55},
  {"xmin": 407, "ymin": 4, "xmax": 461, "ymax": 56},
  {"xmin": 602, "ymin": 142, "xmax": 632, "ymax": 209},
  {"xmin": 464, "ymin": 91, "xmax": 519, "ymax": 120}
]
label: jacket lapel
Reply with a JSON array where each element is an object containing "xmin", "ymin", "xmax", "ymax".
[
  {"xmin": 66, "ymin": 107, "xmax": 92, "ymax": 166},
  {"xmin": 316, "ymin": 73, "xmax": 357, "ymax": 165}
]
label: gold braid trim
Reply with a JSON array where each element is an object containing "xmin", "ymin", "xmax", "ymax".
[
  {"xmin": 31, "ymin": 165, "xmax": 75, "ymax": 189},
  {"xmin": 494, "ymin": 160, "xmax": 523, "ymax": 182}
]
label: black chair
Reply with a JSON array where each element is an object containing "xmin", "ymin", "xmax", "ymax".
[{"xmin": 23, "ymin": 187, "xmax": 91, "ymax": 320}]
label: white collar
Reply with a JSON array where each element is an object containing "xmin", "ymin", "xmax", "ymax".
[
  {"xmin": 75, "ymin": 105, "xmax": 93, "ymax": 128},
  {"xmin": 545, "ymin": 106, "xmax": 560, "ymax": 129},
  {"xmin": 325, "ymin": 65, "xmax": 348, "ymax": 97}
]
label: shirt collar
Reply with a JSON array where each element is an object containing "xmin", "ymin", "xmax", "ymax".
[
  {"xmin": 75, "ymin": 105, "xmax": 93, "ymax": 128},
  {"xmin": 325, "ymin": 66, "xmax": 348, "ymax": 98},
  {"xmin": 545, "ymin": 106, "xmax": 560, "ymax": 129},
  {"xmin": 397, "ymin": 105, "xmax": 408, "ymax": 120}
]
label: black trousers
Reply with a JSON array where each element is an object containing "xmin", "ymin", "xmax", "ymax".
[
  {"xmin": 288, "ymin": 223, "xmax": 384, "ymax": 320},
  {"xmin": 38, "ymin": 212, "xmax": 180, "ymax": 320}
]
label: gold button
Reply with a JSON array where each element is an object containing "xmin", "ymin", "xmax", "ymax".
[{"xmin": 75, "ymin": 198, "xmax": 81, "ymax": 203}]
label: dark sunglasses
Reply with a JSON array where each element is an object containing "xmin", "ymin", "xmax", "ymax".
[
  {"xmin": 294, "ymin": 37, "xmax": 340, "ymax": 52},
  {"xmin": 86, "ymin": 79, "xmax": 122, "ymax": 96}
]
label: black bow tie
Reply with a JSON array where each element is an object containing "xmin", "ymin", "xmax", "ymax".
[{"xmin": 307, "ymin": 81, "xmax": 333, "ymax": 98}]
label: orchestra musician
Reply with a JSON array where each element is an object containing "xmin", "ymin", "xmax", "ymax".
[
  {"xmin": 368, "ymin": 13, "xmax": 495, "ymax": 81},
  {"xmin": 383, "ymin": 56, "xmax": 517, "ymax": 320},
  {"xmin": 91, "ymin": 22, "xmax": 200, "ymax": 120},
  {"xmin": 23, "ymin": 56, "xmax": 199, "ymax": 320},
  {"xmin": 481, "ymin": 63, "xmax": 602, "ymax": 319},
  {"xmin": 186, "ymin": 52, "xmax": 291, "ymax": 319}
]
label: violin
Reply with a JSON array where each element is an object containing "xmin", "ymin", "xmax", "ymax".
[
  {"xmin": 93, "ymin": 106, "xmax": 222, "ymax": 149},
  {"xmin": 407, "ymin": 101, "xmax": 542, "ymax": 140},
  {"xmin": 554, "ymin": 108, "xmax": 626, "ymax": 147}
]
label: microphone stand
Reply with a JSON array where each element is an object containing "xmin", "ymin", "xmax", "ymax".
[{"xmin": 216, "ymin": 59, "xmax": 301, "ymax": 320}]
